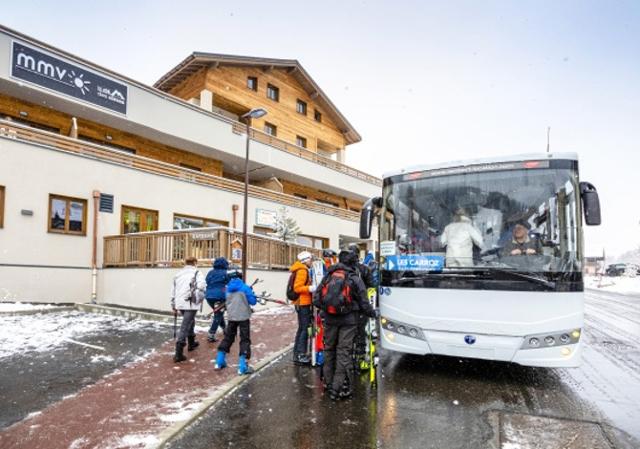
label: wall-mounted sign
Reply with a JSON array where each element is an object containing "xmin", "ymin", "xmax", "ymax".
[
  {"xmin": 255, "ymin": 208, "xmax": 277, "ymax": 228},
  {"xmin": 384, "ymin": 254, "xmax": 445, "ymax": 272},
  {"xmin": 11, "ymin": 41, "xmax": 128, "ymax": 115}
]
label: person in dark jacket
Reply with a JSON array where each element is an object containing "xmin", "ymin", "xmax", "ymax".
[
  {"xmin": 314, "ymin": 250, "xmax": 375, "ymax": 400},
  {"xmin": 205, "ymin": 257, "xmax": 230, "ymax": 342},
  {"xmin": 349, "ymin": 245, "xmax": 376, "ymax": 370},
  {"xmin": 214, "ymin": 275, "xmax": 257, "ymax": 375}
]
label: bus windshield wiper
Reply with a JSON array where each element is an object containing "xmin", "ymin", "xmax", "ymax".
[{"xmin": 486, "ymin": 268, "xmax": 556, "ymax": 290}]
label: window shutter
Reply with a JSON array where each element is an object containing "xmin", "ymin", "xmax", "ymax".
[{"xmin": 99, "ymin": 194, "xmax": 114, "ymax": 213}]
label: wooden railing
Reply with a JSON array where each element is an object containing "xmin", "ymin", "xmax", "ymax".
[
  {"xmin": 231, "ymin": 123, "xmax": 382, "ymax": 187},
  {"xmin": 0, "ymin": 119, "xmax": 361, "ymax": 222},
  {"xmin": 103, "ymin": 228, "xmax": 322, "ymax": 269}
]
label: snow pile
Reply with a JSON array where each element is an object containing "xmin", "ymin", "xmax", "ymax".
[
  {"xmin": 0, "ymin": 302, "xmax": 59, "ymax": 313},
  {"xmin": 0, "ymin": 311, "xmax": 164, "ymax": 359},
  {"xmin": 585, "ymin": 275, "xmax": 640, "ymax": 295}
]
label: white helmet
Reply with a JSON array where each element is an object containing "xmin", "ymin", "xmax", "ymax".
[{"xmin": 297, "ymin": 251, "xmax": 312, "ymax": 263}]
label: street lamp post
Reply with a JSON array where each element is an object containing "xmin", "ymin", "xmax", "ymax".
[{"xmin": 240, "ymin": 108, "xmax": 268, "ymax": 278}]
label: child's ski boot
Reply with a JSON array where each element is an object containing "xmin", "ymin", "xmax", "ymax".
[
  {"xmin": 238, "ymin": 354, "xmax": 253, "ymax": 375},
  {"xmin": 214, "ymin": 351, "xmax": 227, "ymax": 369}
]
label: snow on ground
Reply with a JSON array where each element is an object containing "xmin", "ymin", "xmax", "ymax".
[
  {"xmin": 0, "ymin": 310, "xmax": 167, "ymax": 359},
  {"xmin": 0, "ymin": 302, "xmax": 60, "ymax": 312},
  {"xmin": 585, "ymin": 275, "xmax": 640, "ymax": 295}
]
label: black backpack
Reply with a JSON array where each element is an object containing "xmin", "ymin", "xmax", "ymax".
[
  {"xmin": 286, "ymin": 269, "xmax": 307, "ymax": 301},
  {"xmin": 315, "ymin": 269, "xmax": 353, "ymax": 315}
]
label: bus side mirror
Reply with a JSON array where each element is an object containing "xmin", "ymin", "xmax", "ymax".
[
  {"xmin": 360, "ymin": 197, "xmax": 382, "ymax": 239},
  {"xmin": 580, "ymin": 182, "xmax": 601, "ymax": 226}
]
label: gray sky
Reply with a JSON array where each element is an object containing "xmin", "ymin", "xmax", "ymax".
[{"xmin": 3, "ymin": 0, "xmax": 639, "ymax": 256}]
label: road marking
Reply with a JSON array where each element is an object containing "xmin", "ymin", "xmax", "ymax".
[{"xmin": 64, "ymin": 338, "xmax": 105, "ymax": 351}]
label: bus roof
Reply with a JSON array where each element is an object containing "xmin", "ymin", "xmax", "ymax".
[{"xmin": 382, "ymin": 152, "xmax": 579, "ymax": 179}]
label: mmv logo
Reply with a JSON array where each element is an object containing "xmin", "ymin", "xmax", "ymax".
[{"xmin": 11, "ymin": 41, "xmax": 128, "ymax": 114}]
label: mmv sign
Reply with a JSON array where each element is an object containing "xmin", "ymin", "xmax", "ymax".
[{"xmin": 10, "ymin": 41, "xmax": 128, "ymax": 115}]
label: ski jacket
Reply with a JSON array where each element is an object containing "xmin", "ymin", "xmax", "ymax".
[
  {"xmin": 440, "ymin": 216, "xmax": 483, "ymax": 267},
  {"xmin": 225, "ymin": 278, "xmax": 257, "ymax": 321},
  {"xmin": 289, "ymin": 260, "xmax": 312, "ymax": 306},
  {"xmin": 315, "ymin": 263, "xmax": 374, "ymax": 326},
  {"xmin": 171, "ymin": 265, "xmax": 206, "ymax": 311},
  {"xmin": 205, "ymin": 257, "xmax": 230, "ymax": 301},
  {"xmin": 356, "ymin": 262, "xmax": 375, "ymax": 289}
]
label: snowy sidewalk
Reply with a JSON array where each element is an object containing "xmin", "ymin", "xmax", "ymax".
[{"xmin": 0, "ymin": 307, "xmax": 297, "ymax": 449}]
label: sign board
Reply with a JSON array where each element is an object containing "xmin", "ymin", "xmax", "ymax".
[
  {"xmin": 384, "ymin": 254, "xmax": 445, "ymax": 272},
  {"xmin": 380, "ymin": 241, "xmax": 396, "ymax": 257},
  {"xmin": 255, "ymin": 209, "xmax": 277, "ymax": 228},
  {"xmin": 190, "ymin": 230, "xmax": 218, "ymax": 241},
  {"xmin": 11, "ymin": 41, "xmax": 128, "ymax": 115}
]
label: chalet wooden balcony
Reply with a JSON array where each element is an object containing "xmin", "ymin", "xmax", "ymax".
[
  {"xmin": 103, "ymin": 228, "xmax": 321, "ymax": 269},
  {"xmin": 0, "ymin": 119, "xmax": 361, "ymax": 221},
  {"xmin": 231, "ymin": 122, "xmax": 382, "ymax": 187}
]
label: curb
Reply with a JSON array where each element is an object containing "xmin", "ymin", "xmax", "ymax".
[
  {"xmin": 156, "ymin": 343, "xmax": 294, "ymax": 448},
  {"xmin": 76, "ymin": 303, "xmax": 211, "ymax": 327},
  {"xmin": 0, "ymin": 306, "xmax": 76, "ymax": 317}
]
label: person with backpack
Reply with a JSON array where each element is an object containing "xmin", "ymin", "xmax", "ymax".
[
  {"xmin": 288, "ymin": 251, "xmax": 316, "ymax": 366},
  {"xmin": 205, "ymin": 257, "xmax": 230, "ymax": 342},
  {"xmin": 349, "ymin": 246, "xmax": 376, "ymax": 371},
  {"xmin": 214, "ymin": 273, "xmax": 257, "ymax": 375},
  {"xmin": 171, "ymin": 256, "xmax": 206, "ymax": 363},
  {"xmin": 313, "ymin": 250, "xmax": 376, "ymax": 400}
]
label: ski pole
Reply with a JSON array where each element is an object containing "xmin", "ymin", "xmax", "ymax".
[
  {"xmin": 256, "ymin": 296, "xmax": 290, "ymax": 306},
  {"xmin": 173, "ymin": 309, "xmax": 177, "ymax": 340}
]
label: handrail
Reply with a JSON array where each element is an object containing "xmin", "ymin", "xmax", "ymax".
[
  {"xmin": 0, "ymin": 119, "xmax": 361, "ymax": 221},
  {"xmin": 231, "ymin": 123, "xmax": 382, "ymax": 187},
  {"xmin": 103, "ymin": 228, "xmax": 322, "ymax": 269}
]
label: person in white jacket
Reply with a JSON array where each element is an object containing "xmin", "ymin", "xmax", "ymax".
[
  {"xmin": 171, "ymin": 256, "xmax": 206, "ymax": 363},
  {"xmin": 440, "ymin": 208, "xmax": 484, "ymax": 267}
]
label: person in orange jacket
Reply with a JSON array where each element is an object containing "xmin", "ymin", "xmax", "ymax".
[{"xmin": 290, "ymin": 251, "xmax": 316, "ymax": 365}]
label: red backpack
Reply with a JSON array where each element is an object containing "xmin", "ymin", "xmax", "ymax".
[{"xmin": 317, "ymin": 269, "xmax": 352, "ymax": 315}]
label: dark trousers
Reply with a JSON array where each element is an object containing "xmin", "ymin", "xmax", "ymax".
[
  {"xmin": 323, "ymin": 323, "xmax": 357, "ymax": 393},
  {"xmin": 218, "ymin": 320, "xmax": 251, "ymax": 358},
  {"xmin": 294, "ymin": 305, "xmax": 312, "ymax": 355},
  {"xmin": 206, "ymin": 299, "xmax": 226, "ymax": 335},
  {"xmin": 177, "ymin": 310, "xmax": 197, "ymax": 345},
  {"xmin": 354, "ymin": 313, "xmax": 368, "ymax": 356}
]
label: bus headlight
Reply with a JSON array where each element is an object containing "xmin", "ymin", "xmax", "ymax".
[
  {"xmin": 380, "ymin": 317, "xmax": 425, "ymax": 341},
  {"xmin": 521, "ymin": 329, "xmax": 581, "ymax": 350}
]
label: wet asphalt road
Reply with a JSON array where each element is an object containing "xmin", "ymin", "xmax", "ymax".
[
  {"xmin": 0, "ymin": 311, "xmax": 171, "ymax": 429},
  {"xmin": 169, "ymin": 290, "xmax": 640, "ymax": 449}
]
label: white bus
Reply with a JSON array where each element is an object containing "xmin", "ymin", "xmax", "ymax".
[{"xmin": 360, "ymin": 153, "xmax": 601, "ymax": 367}]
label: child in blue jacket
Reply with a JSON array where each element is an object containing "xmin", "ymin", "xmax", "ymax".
[
  {"xmin": 214, "ymin": 274, "xmax": 256, "ymax": 375},
  {"xmin": 205, "ymin": 257, "xmax": 230, "ymax": 342}
]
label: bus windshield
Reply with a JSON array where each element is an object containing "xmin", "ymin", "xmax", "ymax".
[{"xmin": 380, "ymin": 161, "xmax": 582, "ymax": 291}]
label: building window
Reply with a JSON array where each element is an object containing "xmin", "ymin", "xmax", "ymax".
[
  {"xmin": 173, "ymin": 214, "xmax": 228, "ymax": 230},
  {"xmin": 48, "ymin": 194, "xmax": 87, "ymax": 235},
  {"xmin": 296, "ymin": 234, "xmax": 329, "ymax": 250},
  {"xmin": 266, "ymin": 84, "xmax": 279, "ymax": 102},
  {"xmin": 296, "ymin": 99, "xmax": 307, "ymax": 115},
  {"xmin": 0, "ymin": 185, "xmax": 4, "ymax": 229},
  {"xmin": 296, "ymin": 136, "xmax": 307, "ymax": 148},
  {"xmin": 293, "ymin": 193, "xmax": 307, "ymax": 200},
  {"xmin": 247, "ymin": 76, "xmax": 258, "ymax": 91},
  {"xmin": 179, "ymin": 163, "xmax": 202, "ymax": 172},
  {"xmin": 316, "ymin": 198, "xmax": 340, "ymax": 208},
  {"xmin": 264, "ymin": 122, "xmax": 277, "ymax": 136},
  {"xmin": 121, "ymin": 205, "xmax": 158, "ymax": 234},
  {"xmin": 7, "ymin": 115, "xmax": 60, "ymax": 134},
  {"xmin": 253, "ymin": 226, "xmax": 274, "ymax": 236},
  {"xmin": 314, "ymin": 109, "xmax": 322, "ymax": 123}
]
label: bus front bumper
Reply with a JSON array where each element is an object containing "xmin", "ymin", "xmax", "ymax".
[{"xmin": 380, "ymin": 328, "xmax": 582, "ymax": 367}]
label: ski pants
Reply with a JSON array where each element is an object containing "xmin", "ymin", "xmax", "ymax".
[
  {"xmin": 206, "ymin": 299, "xmax": 226, "ymax": 336},
  {"xmin": 218, "ymin": 320, "xmax": 251, "ymax": 359},
  {"xmin": 294, "ymin": 305, "xmax": 312, "ymax": 355},
  {"xmin": 323, "ymin": 323, "xmax": 356, "ymax": 393},
  {"xmin": 354, "ymin": 313, "xmax": 368, "ymax": 356},
  {"xmin": 177, "ymin": 310, "xmax": 197, "ymax": 346}
]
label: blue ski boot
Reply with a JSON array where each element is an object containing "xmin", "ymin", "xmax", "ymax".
[
  {"xmin": 238, "ymin": 354, "xmax": 253, "ymax": 375},
  {"xmin": 214, "ymin": 351, "xmax": 227, "ymax": 370}
]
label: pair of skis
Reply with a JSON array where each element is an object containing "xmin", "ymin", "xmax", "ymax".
[
  {"xmin": 309, "ymin": 260, "xmax": 326, "ymax": 367},
  {"xmin": 364, "ymin": 287, "xmax": 379, "ymax": 388}
]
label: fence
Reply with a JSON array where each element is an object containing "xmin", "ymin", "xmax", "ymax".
[{"xmin": 103, "ymin": 228, "xmax": 322, "ymax": 269}]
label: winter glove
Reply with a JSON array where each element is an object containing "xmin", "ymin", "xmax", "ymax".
[{"xmin": 309, "ymin": 285, "xmax": 316, "ymax": 293}]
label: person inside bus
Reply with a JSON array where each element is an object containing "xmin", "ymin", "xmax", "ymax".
[
  {"xmin": 440, "ymin": 207, "xmax": 484, "ymax": 267},
  {"xmin": 501, "ymin": 222, "xmax": 541, "ymax": 256}
]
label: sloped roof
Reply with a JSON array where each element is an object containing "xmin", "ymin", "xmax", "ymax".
[{"xmin": 153, "ymin": 52, "xmax": 361, "ymax": 145}]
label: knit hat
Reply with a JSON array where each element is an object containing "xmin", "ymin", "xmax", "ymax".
[{"xmin": 297, "ymin": 251, "xmax": 313, "ymax": 263}]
